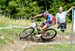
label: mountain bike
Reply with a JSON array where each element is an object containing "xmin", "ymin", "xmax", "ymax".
[{"xmin": 19, "ymin": 19, "xmax": 57, "ymax": 41}]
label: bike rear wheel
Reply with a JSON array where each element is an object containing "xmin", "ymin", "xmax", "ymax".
[
  {"xmin": 19, "ymin": 27, "xmax": 34, "ymax": 39},
  {"xmin": 41, "ymin": 28, "xmax": 57, "ymax": 41}
]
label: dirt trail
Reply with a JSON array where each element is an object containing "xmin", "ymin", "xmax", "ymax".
[{"xmin": 0, "ymin": 34, "xmax": 75, "ymax": 51}]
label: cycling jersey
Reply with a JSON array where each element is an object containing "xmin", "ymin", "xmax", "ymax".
[{"xmin": 41, "ymin": 14, "xmax": 54, "ymax": 27}]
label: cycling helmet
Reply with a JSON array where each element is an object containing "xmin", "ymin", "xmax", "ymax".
[{"xmin": 42, "ymin": 11, "xmax": 49, "ymax": 16}]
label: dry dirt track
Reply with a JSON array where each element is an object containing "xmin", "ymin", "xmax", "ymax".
[{"xmin": 0, "ymin": 34, "xmax": 75, "ymax": 51}]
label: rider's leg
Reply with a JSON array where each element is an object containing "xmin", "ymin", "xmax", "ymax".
[
  {"xmin": 42, "ymin": 24, "xmax": 48, "ymax": 34},
  {"xmin": 40, "ymin": 20, "xmax": 46, "ymax": 27},
  {"xmin": 40, "ymin": 21, "xmax": 48, "ymax": 34}
]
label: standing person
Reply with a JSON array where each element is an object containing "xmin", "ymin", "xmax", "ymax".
[{"xmin": 55, "ymin": 6, "xmax": 74, "ymax": 32}]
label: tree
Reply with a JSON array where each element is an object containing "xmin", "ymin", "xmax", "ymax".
[{"xmin": 0, "ymin": 0, "xmax": 74, "ymax": 22}]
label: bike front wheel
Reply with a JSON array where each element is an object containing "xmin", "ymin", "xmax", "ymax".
[{"xmin": 19, "ymin": 27, "xmax": 34, "ymax": 39}]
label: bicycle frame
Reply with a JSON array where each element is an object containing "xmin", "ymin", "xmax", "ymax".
[{"xmin": 31, "ymin": 21, "xmax": 41, "ymax": 35}]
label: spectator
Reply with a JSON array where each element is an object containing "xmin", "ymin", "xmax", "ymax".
[{"xmin": 55, "ymin": 6, "xmax": 74, "ymax": 32}]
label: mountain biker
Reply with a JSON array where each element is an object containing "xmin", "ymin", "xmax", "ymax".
[{"xmin": 32, "ymin": 11, "xmax": 55, "ymax": 34}]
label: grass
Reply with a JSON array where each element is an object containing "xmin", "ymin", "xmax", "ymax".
[
  {"xmin": 0, "ymin": 16, "xmax": 32, "ymax": 27},
  {"xmin": 0, "ymin": 28, "xmax": 23, "ymax": 47},
  {"xmin": 25, "ymin": 44, "xmax": 75, "ymax": 51},
  {"xmin": 0, "ymin": 16, "xmax": 75, "ymax": 50},
  {"xmin": 0, "ymin": 38, "xmax": 6, "ymax": 47},
  {"xmin": 0, "ymin": 16, "xmax": 32, "ymax": 47}
]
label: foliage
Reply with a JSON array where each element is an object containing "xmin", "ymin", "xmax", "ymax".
[{"xmin": 0, "ymin": 0, "xmax": 75, "ymax": 22}]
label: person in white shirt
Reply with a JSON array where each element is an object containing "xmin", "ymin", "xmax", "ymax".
[{"xmin": 55, "ymin": 6, "xmax": 74, "ymax": 32}]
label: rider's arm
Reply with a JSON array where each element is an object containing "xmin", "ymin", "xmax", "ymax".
[
  {"xmin": 67, "ymin": 6, "xmax": 74, "ymax": 13},
  {"xmin": 33, "ymin": 14, "xmax": 42, "ymax": 19}
]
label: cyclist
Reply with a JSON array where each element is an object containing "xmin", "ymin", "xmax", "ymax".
[{"xmin": 32, "ymin": 11, "xmax": 55, "ymax": 34}]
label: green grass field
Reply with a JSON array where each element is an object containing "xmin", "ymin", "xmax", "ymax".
[
  {"xmin": 0, "ymin": 16, "xmax": 32, "ymax": 47},
  {"xmin": 25, "ymin": 44, "xmax": 75, "ymax": 51},
  {"xmin": 0, "ymin": 16, "xmax": 75, "ymax": 51},
  {"xmin": 0, "ymin": 16, "xmax": 32, "ymax": 27},
  {"xmin": 0, "ymin": 28, "xmax": 23, "ymax": 47}
]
